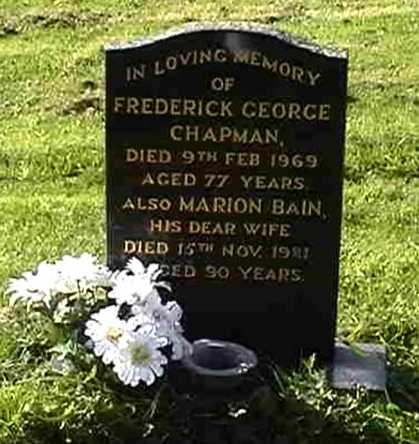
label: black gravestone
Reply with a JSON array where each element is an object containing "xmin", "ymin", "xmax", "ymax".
[{"xmin": 106, "ymin": 24, "xmax": 348, "ymax": 367}]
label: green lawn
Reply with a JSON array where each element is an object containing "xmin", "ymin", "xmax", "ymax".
[{"xmin": 1, "ymin": 0, "xmax": 419, "ymax": 443}]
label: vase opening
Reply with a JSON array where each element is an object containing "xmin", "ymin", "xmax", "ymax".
[
  {"xmin": 193, "ymin": 343, "xmax": 241, "ymax": 370},
  {"xmin": 182, "ymin": 339, "xmax": 258, "ymax": 378}
]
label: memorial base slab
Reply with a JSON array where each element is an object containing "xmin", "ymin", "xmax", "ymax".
[{"xmin": 329, "ymin": 342, "xmax": 387, "ymax": 391}]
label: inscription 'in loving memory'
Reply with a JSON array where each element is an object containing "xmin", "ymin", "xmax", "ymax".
[{"xmin": 125, "ymin": 48, "xmax": 322, "ymax": 86}]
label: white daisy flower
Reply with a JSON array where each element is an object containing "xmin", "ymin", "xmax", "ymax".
[
  {"xmin": 145, "ymin": 297, "xmax": 183, "ymax": 329},
  {"xmin": 133, "ymin": 295, "xmax": 191, "ymax": 360},
  {"xmin": 108, "ymin": 273, "xmax": 149, "ymax": 306},
  {"xmin": 55, "ymin": 254, "xmax": 113, "ymax": 293},
  {"xmin": 127, "ymin": 307, "xmax": 157, "ymax": 331},
  {"xmin": 126, "ymin": 257, "xmax": 161, "ymax": 278},
  {"xmin": 131, "ymin": 289, "xmax": 163, "ymax": 314},
  {"xmin": 7, "ymin": 261, "xmax": 62, "ymax": 309},
  {"xmin": 84, "ymin": 305, "xmax": 132, "ymax": 365},
  {"xmin": 113, "ymin": 326, "xmax": 168, "ymax": 386},
  {"xmin": 109, "ymin": 258, "xmax": 170, "ymax": 306}
]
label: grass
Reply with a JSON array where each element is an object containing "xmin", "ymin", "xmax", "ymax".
[{"xmin": 0, "ymin": 0, "xmax": 419, "ymax": 442}]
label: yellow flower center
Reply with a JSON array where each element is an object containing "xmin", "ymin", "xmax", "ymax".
[
  {"xmin": 105, "ymin": 326, "xmax": 122, "ymax": 343},
  {"xmin": 129, "ymin": 343, "xmax": 151, "ymax": 365}
]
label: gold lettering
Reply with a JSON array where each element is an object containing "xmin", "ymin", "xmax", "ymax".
[
  {"xmin": 222, "ymin": 244, "xmax": 263, "ymax": 258},
  {"xmin": 302, "ymin": 104, "xmax": 318, "ymax": 120},
  {"xmin": 125, "ymin": 148, "xmax": 171, "ymax": 164},
  {"xmin": 124, "ymin": 240, "xmax": 168, "ymax": 255},
  {"xmin": 126, "ymin": 65, "xmax": 146, "ymax": 81},
  {"xmin": 161, "ymin": 264, "xmax": 196, "ymax": 278},
  {"xmin": 250, "ymin": 51, "xmax": 262, "ymax": 66},
  {"xmin": 272, "ymin": 103, "xmax": 286, "ymax": 119},
  {"xmin": 232, "ymin": 128, "xmax": 248, "ymax": 144},
  {"xmin": 220, "ymin": 101, "xmax": 233, "ymax": 116},
  {"xmin": 257, "ymin": 102, "xmax": 271, "ymax": 119},
  {"xmin": 170, "ymin": 98, "xmax": 181, "ymax": 115},
  {"xmin": 241, "ymin": 101, "xmax": 331, "ymax": 121},
  {"xmin": 151, "ymin": 50, "xmax": 229, "ymax": 77},
  {"xmin": 141, "ymin": 173, "xmax": 154, "ymax": 185},
  {"xmin": 319, "ymin": 104, "xmax": 331, "ymax": 121},
  {"xmin": 199, "ymin": 49, "xmax": 212, "ymax": 63},
  {"xmin": 170, "ymin": 125, "xmax": 182, "ymax": 141},
  {"xmin": 242, "ymin": 222, "xmax": 291, "ymax": 237},
  {"xmin": 279, "ymin": 62, "xmax": 291, "ymax": 76},
  {"xmin": 225, "ymin": 152, "xmax": 260, "ymax": 166},
  {"xmin": 154, "ymin": 60, "xmax": 164, "ymax": 75},
  {"xmin": 186, "ymin": 125, "xmax": 200, "ymax": 140},
  {"xmin": 271, "ymin": 199, "xmax": 322, "ymax": 216},
  {"xmin": 155, "ymin": 98, "xmax": 168, "ymax": 114},
  {"xmin": 237, "ymin": 266, "xmax": 303, "ymax": 282},
  {"xmin": 202, "ymin": 127, "xmax": 217, "ymax": 142},
  {"xmin": 262, "ymin": 56, "xmax": 278, "ymax": 72},
  {"xmin": 113, "ymin": 97, "xmax": 125, "ymax": 113},
  {"xmin": 122, "ymin": 198, "xmax": 135, "ymax": 210},
  {"xmin": 307, "ymin": 71, "xmax": 321, "ymax": 86},
  {"xmin": 179, "ymin": 51, "xmax": 193, "ymax": 65},
  {"xmin": 149, "ymin": 219, "xmax": 182, "ymax": 233},
  {"xmin": 214, "ymin": 49, "xmax": 227, "ymax": 62},
  {"xmin": 139, "ymin": 172, "xmax": 196, "ymax": 187},
  {"xmin": 166, "ymin": 56, "xmax": 177, "ymax": 70},
  {"xmin": 288, "ymin": 102, "xmax": 301, "ymax": 119},
  {"xmin": 249, "ymin": 130, "xmax": 264, "ymax": 144},
  {"xmin": 125, "ymin": 148, "xmax": 138, "ymax": 162},
  {"xmin": 187, "ymin": 221, "xmax": 236, "ymax": 235},
  {"xmin": 219, "ymin": 126, "xmax": 232, "ymax": 142},
  {"xmin": 183, "ymin": 99, "xmax": 196, "ymax": 116},
  {"xmin": 141, "ymin": 98, "xmax": 153, "ymax": 114},
  {"xmin": 234, "ymin": 51, "xmax": 251, "ymax": 63},
  {"xmin": 122, "ymin": 197, "xmax": 172, "ymax": 211},
  {"xmin": 242, "ymin": 101, "xmax": 256, "ymax": 118},
  {"xmin": 178, "ymin": 196, "xmax": 263, "ymax": 214},
  {"xmin": 127, "ymin": 97, "xmax": 139, "ymax": 114},
  {"xmin": 169, "ymin": 125, "xmax": 278, "ymax": 145},
  {"xmin": 112, "ymin": 97, "xmax": 234, "ymax": 117},
  {"xmin": 291, "ymin": 66, "xmax": 304, "ymax": 82}
]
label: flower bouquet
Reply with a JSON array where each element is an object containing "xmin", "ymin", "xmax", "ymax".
[{"xmin": 7, "ymin": 254, "xmax": 192, "ymax": 387}]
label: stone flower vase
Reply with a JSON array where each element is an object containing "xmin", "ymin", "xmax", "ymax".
[{"xmin": 170, "ymin": 339, "xmax": 258, "ymax": 397}]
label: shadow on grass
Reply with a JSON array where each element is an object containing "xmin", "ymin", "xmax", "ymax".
[
  {"xmin": 387, "ymin": 364, "xmax": 419, "ymax": 413},
  {"xmin": 21, "ymin": 377, "xmax": 401, "ymax": 444}
]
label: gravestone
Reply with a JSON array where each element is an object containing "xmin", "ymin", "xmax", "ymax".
[{"xmin": 105, "ymin": 24, "xmax": 348, "ymax": 367}]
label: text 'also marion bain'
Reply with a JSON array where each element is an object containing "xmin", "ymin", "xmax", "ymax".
[{"xmin": 121, "ymin": 196, "xmax": 324, "ymax": 218}]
